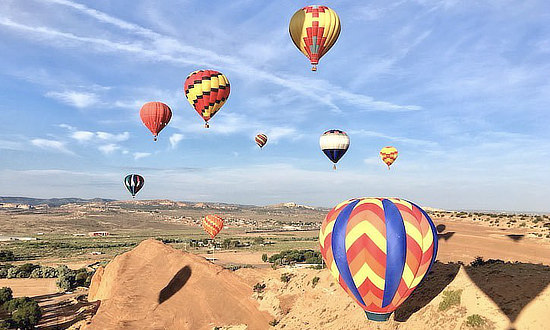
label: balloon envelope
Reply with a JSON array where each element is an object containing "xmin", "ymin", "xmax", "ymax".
[
  {"xmin": 140, "ymin": 102, "xmax": 172, "ymax": 141},
  {"xmin": 124, "ymin": 174, "xmax": 144, "ymax": 197},
  {"xmin": 380, "ymin": 146, "xmax": 398, "ymax": 169},
  {"xmin": 255, "ymin": 134, "xmax": 268, "ymax": 148},
  {"xmin": 319, "ymin": 198, "xmax": 438, "ymax": 321},
  {"xmin": 320, "ymin": 130, "xmax": 349, "ymax": 168},
  {"xmin": 202, "ymin": 214, "xmax": 224, "ymax": 239},
  {"xmin": 184, "ymin": 70, "xmax": 230, "ymax": 128},
  {"xmin": 289, "ymin": 5, "xmax": 341, "ymax": 71}
]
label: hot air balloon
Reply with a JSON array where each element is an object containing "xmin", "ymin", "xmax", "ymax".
[
  {"xmin": 255, "ymin": 133, "xmax": 268, "ymax": 149},
  {"xmin": 289, "ymin": 5, "xmax": 341, "ymax": 71},
  {"xmin": 319, "ymin": 198, "xmax": 438, "ymax": 322},
  {"xmin": 140, "ymin": 102, "xmax": 172, "ymax": 141},
  {"xmin": 184, "ymin": 70, "xmax": 230, "ymax": 128},
  {"xmin": 202, "ymin": 214, "xmax": 224, "ymax": 239},
  {"xmin": 124, "ymin": 174, "xmax": 144, "ymax": 198},
  {"xmin": 320, "ymin": 130, "xmax": 349, "ymax": 169},
  {"xmin": 380, "ymin": 146, "xmax": 398, "ymax": 170}
]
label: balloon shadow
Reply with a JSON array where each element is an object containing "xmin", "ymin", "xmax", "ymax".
[
  {"xmin": 158, "ymin": 265, "xmax": 192, "ymax": 305},
  {"xmin": 464, "ymin": 259, "xmax": 550, "ymax": 323},
  {"xmin": 506, "ymin": 234, "xmax": 524, "ymax": 242},
  {"xmin": 394, "ymin": 261, "xmax": 461, "ymax": 322},
  {"xmin": 438, "ymin": 232, "xmax": 456, "ymax": 241}
]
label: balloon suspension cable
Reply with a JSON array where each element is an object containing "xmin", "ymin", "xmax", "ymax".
[
  {"xmin": 333, "ymin": 164, "xmax": 337, "ymax": 170},
  {"xmin": 311, "ymin": 65, "xmax": 317, "ymax": 72}
]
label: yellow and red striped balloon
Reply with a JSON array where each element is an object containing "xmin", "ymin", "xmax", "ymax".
[
  {"xmin": 380, "ymin": 146, "xmax": 398, "ymax": 169},
  {"xmin": 255, "ymin": 133, "xmax": 268, "ymax": 149},
  {"xmin": 184, "ymin": 70, "xmax": 230, "ymax": 128},
  {"xmin": 319, "ymin": 198, "xmax": 438, "ymax": 321},
  {"xmin": 202, "ymin": 214, "xmax": 224, "ymax": 239}
]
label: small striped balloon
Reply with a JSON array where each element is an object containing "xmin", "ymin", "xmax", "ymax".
[
  {"xmin": 255, "ymin": 134, "xmax": 268, "ymax": 148},
  {"xmin": 380, "ymin": 146, "xmax": 398, "ymax": 169},
  {"xmin": 202, "ymin": 214, "xmax": 224, "ymax": 239},
  {"xmin": 319, "ymin": 198, "xmax": 438, "ymax": 321}
]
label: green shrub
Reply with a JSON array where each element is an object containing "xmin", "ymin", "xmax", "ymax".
[
  {"xmin": 280, "ymin": 273, "xmax": 293, "ymax": 283},
  {"xmin": 465, "ymin": 314, "xmax": 486, "ymax": 327},
  {"xmin": 311, "ymin": 276, "xmax": 320, "ymax": 288},
  {"xmin": 253, "ymin": 282, "xmax": 266, "ymax": 293},
  {"xmin": 10, "ymin": 299, "xmax": 42, "ymax": 329},
  {"xmin": 262, "ymin": 253, "xmax": 268, "ymax": 262},
  {"xmin": 0, "ymin": 287, "xmax": 13, "ymax": 304},
  {"xmin": 269, "ymin": 319, "xmax": 279, "ymax": 326},
  {"xmin": 0, "ymin": 250, "xmax": 15, "ymax": 262},
  {"xmin": 438, "ymin": 289, "xmax": 462, "ymax": 311},
  {"xmin": 56, "ymin": 273, "xmax": 76, "ymax": 291}
]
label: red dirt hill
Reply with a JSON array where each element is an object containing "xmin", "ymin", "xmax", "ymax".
[{"xmin": 85, "ymin": 239, "xmax": 272, "ymax": 329}]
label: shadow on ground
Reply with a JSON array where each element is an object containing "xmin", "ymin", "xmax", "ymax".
[
  {"xmin": 158, "ymin": 265, "xmax": 192, "ymax": 305},
  {"xmin": 395, "ymin": 259, "xmax": 550, "ymax": 324},
  {"xmin": 394, "ymin": 261, "xmax": 461, "ymax": 321}
]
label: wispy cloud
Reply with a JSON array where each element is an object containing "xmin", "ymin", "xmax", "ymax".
[
  {"xmin": 133, "ymin": 152, "xmax": 151, "ymax": 160},
  {"xmin": 0, "ymin": 2, "xmax": 420, "ymax": 113},
  {"xmin": 69, "ymin": 130, "xmax": 129, "ymax": 143},
  {"xmin": 349, "ymin": 129, "xmax": 437, "ymax": 147},
  {"xmin": 44, "ymin": 90, "xmax": 99, "ymax": 108},
  {"xmin": 169, "ymin": 133, "xmax": 184, "ymax": 149},
  {"xmin": 31, "ymin": 138, "xmax": 73, "ymax": 154},
  {"xmin": 98, "ymin": 143, "xmax": 120, "ymax": 155}
]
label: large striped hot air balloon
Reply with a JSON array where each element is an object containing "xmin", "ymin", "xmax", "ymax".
[
  {"xmin": 184, "ymin": 70, "xmax": 230, "ymax": 128},
  {"xmin": 320, "ymin": 130, "xmax": 350, "ymax": 169},
  {"xmin": 124, "ymin": 174, "xmax": 144, "ymax": 198},
  {"xmin": 202, "ymin": 214, "xmax": 224, "ymax": 239},
  {"xmin": 289, "ymin": 5, "xmax": 341, "ymax": 71},
  {"xmin": 319, "ymin": 198, "xmax": 438, "ymax": 321},
  {"xmin": 140, "ymin": 102, "xmax": 172, "ymax": 141},
  {"xmin": 255, "ymin": 133, "xmax": 268, "ymax": 149},
  {"xmin": 380, "ymin": 146, "xmax": 398, "ymax": 170}
]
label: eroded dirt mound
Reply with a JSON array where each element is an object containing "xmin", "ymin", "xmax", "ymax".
[{"xmin": 85, "ymin": 239, "xmax": 272, "ymax": 330}]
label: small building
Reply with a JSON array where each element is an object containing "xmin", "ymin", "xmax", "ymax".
[{"xmin": 89, "ymin": 231, "xmax": 110, "ymax": 237}]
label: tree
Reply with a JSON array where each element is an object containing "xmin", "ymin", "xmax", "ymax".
[
  {"xmin": 0, "ymin": 287, "xmax": 13, "ymax": 304},
  {"xmin": 56, "ymin": 273, "xmax": 76, "ymax": 291},
  {"xmin": 10, "ymin": 300, "xmax": 41, "ymax": 329},
  {"xmin": 0, "ymin": 250, "xmax": 14, "ymax": 262},
  {"xmin": 253, "ymin": 237, "xmax": 265, "ymax": 245},
  {"xmin": 262, "ymin": 253, "xmax": 268, "ymax": 262}
]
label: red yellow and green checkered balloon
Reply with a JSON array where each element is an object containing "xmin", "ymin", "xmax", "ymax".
[{"xmin": 319, "ymin": 198, "xmax": 438, "ymax": 321}]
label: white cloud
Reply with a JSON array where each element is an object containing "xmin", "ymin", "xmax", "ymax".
[
  {"xmin": 71, "ymin": 131, "xmax": 95, "ymax": 142},
  {"xmin": 133, "ymin": 152, "xmax": 151, "ymax": 160},
  {"xmin": 69, "ymin": 130, "xmax": 129, "ymax": 143},
  {"xmin": 0, "ymin": 5, "xmax": 420, "ymax": 113},
  {"xmin": 31, "ymin": 138, "xmax": 72, "ymax": 154},
  {"xmin": 96, "ymin": 131, "xmax": 130, "ymax": 142},
  {"xmin": 98, "ymin": 144, "xmax": 120, "ymax": 155},
  {"xmin": 45, "ymin": 90, "xmax": 99, "ymax": 108},
  {"xmin": 349, "ymin": 129, "xmax": 437, "ymax": 148},
  {"xmin": 169, "ymin": 133, "xmax": 184, "ymax": 149}
]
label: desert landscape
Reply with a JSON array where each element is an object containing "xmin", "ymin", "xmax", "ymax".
[{"xmin": 1, "ymin": 198, "xmax": 549, "ymax": 329}]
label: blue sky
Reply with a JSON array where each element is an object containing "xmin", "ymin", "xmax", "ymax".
[{"xmin": 0, "ymin": 0, "xmax": 549, "ymax": 212}]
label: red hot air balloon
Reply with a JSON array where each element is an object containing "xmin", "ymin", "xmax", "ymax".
[
  {"xmin": 319, "ymin": 198, "xmax": 438, "ymax": 321},
  {"xmin": 140, "ymin": 102, "xmax": 172, "ymax": 141}
]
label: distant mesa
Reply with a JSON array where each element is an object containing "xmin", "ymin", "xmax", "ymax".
[{"xmin": 264, "ymin": 202, "xmax": 317, "ymax": 210}]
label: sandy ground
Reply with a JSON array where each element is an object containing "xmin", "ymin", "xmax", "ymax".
[
  {"xmin": 434, "ymin": 219, "xmax": 550, "ymax": 265},
  {"xmin": 85, "ymin": 239, "xmax": 273, "ymax": 330},
  {"xmin": 0, "ymin": 278, "xmax": 97, "ymax": 329}
]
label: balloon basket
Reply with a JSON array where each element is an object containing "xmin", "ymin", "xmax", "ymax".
[
  {"xmin": 333, "ymin": 164, "xmax": 337, "ymax": 170},
  {"xmin": 365, "ymin": 312, "xmax": 392, "ymax": 322},
  {"xmin": 204, "ymin": 123, "xmax": 210, "ymax": 128},
  {"xmin": 153, "ymin": 136, "xmax": 157, "ymax": 142},
  {"xmin": 311, "ymin": 65, "xmax": 317, "ymax": 71}
]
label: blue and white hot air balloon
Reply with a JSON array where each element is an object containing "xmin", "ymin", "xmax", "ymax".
[{"xmin": 320, "ymin": 130, "xmax": 350, "ymax": 170}]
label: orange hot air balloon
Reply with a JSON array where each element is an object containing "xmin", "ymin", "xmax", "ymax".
[
  {"xmin": 140, "ymin": 102, "xmax": 172, "ymax": 141},
  {"xmin": 380, "ymin": 146, "xmax": 398, "ymax": 169},
  {"xmin": 202, "ymin": 214, "xmax": 224, "ymax": 239}
]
